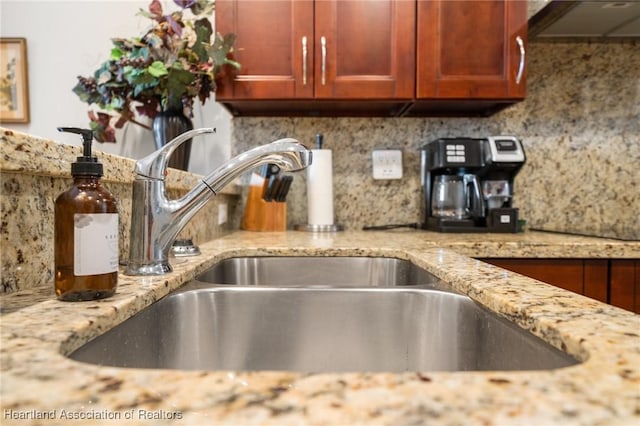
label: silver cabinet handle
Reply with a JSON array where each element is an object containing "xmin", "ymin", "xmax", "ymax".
[
  {"xmin": 321, "ymin": 36, "xmax": 327, "ymax": 86},
  {"xmin": 515, "ymin": 35, "xmax": 525, "ymax": 85},
  {"xmin": 302, "ymin": 36, "xmax": 308, "ymax": 85}
]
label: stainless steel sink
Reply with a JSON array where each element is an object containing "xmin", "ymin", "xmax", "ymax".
[
  {"xmin": 196, "ymin": 256, "xmax": 442, "ymax": 287},
  {"xmin": 69, "ymin": 256, "xmax": 578, "ymax": 373}
]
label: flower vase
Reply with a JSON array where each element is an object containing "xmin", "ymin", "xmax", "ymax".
[{"xmin": 152, "ymin": 110, "xmax": 194, "ymax": 171}]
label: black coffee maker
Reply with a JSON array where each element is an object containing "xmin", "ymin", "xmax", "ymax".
[{"xmin": 420, "ymin": 136, "xmax": 526, "ymax": 233}]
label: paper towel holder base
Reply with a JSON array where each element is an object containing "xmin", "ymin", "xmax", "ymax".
[{"xmin": 294, "ymin": 224, "xmax": 344, "ymax": 232}]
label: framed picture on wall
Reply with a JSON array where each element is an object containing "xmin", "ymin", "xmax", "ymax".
[{"xmin": 0, "ymin": 38, "xmax": 30, "ymax": 123}]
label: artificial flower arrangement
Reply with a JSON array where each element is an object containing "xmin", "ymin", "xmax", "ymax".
[{"xmin": 73, "ymin": 0, "xmax": 238, "ymax": 142}]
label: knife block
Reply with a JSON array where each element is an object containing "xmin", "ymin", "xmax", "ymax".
[{"xmin": 241, "ymin": 184, "xmax": 287, "ymax": 231}]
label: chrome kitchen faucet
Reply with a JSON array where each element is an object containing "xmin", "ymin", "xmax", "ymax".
[{"xmin": 126, "ymin": 128, "xmax": 312, "ymax": 276}]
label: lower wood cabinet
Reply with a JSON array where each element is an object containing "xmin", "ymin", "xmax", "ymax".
[
  {"xmin": 479, "ymin": 258, "xmax": 639, "ymax": 314},
  {"xmin": 609, "ymin": 260, "xmax": 640, "ymax": 314}
]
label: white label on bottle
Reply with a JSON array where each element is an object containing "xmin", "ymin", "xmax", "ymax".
[{"xmin": 74, "ymin": 213, "xmax": 119, "ymax": 276}]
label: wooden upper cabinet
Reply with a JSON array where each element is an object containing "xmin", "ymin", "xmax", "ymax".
[
  {"xmin": 215, "ymin": 0, "xmax": 314, "ymax": 99},
  {"xmin": 215, "ymin": 0, "xmax": 415, "ymax": 101},
  {"xmin": 314, "ymin": 0, "xmax": 415, "ymax": 99},
  {"xmin": 216, "ymin": 0, "xmax": 528, "ymax": 115},
  {"xmin": 416, "ymin": 0, "xmax": 527, "ymax": 100}
]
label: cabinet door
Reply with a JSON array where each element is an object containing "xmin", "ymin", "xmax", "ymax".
[
  {"xmin": 416, "ymin": 0, "xmax": 527, "ymax": 99},
  {"xmin": 610, "ymin": 260, "xmax": 639, "ymax": 314},
  {"xmin": 215, "ymin": 0, "xmax": 314, "ymax": 99},
  {"xmin": 216, "ymin": 0, "xmax": 415, "ymax": 101},
  {"xmin": 314, "ymin": 0, "xmax": 415, "ymax": 99}
]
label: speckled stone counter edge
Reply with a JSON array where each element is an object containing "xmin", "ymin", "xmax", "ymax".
[{"xmin": 0, "ymin": 127, "xmax": 240, "ymax": 194}]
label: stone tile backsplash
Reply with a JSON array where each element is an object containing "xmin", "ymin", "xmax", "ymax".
[{"xmin": 231, "ymin": 42, "xmax": 639, "ymax": 240}]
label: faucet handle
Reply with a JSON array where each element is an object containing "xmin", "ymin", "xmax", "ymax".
[{"xmin": 135, "ymin": 128, "xmax": 216, "ymax": 179}]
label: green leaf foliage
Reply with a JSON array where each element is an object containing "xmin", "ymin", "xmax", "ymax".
[
  {"xmin": 72, "ymin": 0, "xmax": 239, "ymax": 142},
  {"xmin": 147, "ymin": 61, "xmax": 169, "ymax": 78}
]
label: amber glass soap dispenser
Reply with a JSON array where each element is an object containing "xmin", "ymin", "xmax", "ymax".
[{"xmin": 55, "ymin": 127, "xmax": 118, "ymax": 301}]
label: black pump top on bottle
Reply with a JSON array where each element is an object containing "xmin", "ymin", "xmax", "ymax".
[{"xmin": 58, "ymin": 127, "xmax": 103, "ymax": 177}]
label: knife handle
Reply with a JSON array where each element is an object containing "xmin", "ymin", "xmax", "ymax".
[
  {"xmin": 262, "ymin": 175, "xmax": 277, "ymax": 201},
  {"xmin": 270, "ymin": 176, "xmax": 284, "ymax": 202},
  {"xmin": 277, "ymin": 175, "xmax": 293, "ymax": 202}
]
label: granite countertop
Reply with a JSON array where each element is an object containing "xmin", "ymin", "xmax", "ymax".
[{"xmin": 1, "ymin": 230, "xmax": 639, "ymax": 425}]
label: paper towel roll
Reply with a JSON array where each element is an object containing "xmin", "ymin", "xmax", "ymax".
[{"xmin": 307, "ymin": 149, "xmax": 334, "ymax": 225}]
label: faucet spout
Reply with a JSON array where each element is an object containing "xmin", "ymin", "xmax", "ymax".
[
  {"xmin": 201, "ymin": 138, "xmax": 312, "ymax": 194},
  {"xmin": 126, "ymin": 131, "xmax": 311, "ymax": 276}
]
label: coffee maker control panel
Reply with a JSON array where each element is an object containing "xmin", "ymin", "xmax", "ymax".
[
  {"xmin": 486, "ymin": 136, "xmax": 525, "ymax": 163},
  {"xmin": 424, "ymin": 138, "xmax": 484, "ymax": 170},
  {"xmin": 445, "ymin": 144, "xmax": 467, "ymax": 163}
]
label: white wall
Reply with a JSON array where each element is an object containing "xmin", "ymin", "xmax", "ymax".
[{"xmin": 0, "ymin": 0, "xmax": 232, "ymax": 174}]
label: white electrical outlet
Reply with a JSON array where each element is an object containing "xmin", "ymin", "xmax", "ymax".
[
  {"xmin": 218, "ymin": 203, "xmax": 228, "ymax": 225},
  {"xmin": 372, "ymin": 149, "xmax": 403, "ymax": 180}
]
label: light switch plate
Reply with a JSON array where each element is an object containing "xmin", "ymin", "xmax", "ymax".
[{"xmin": 372, "ymin": 149, "xmax": 403, "ymax": 180}]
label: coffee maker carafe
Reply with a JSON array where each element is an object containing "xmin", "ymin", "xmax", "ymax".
[
  {"xmin": 420, "ymin": 136, "xmax": 525, "ymax": 233},
  {"xmin": 431, "ymin": 174, "xmax": 484, "ymax": 220}
]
